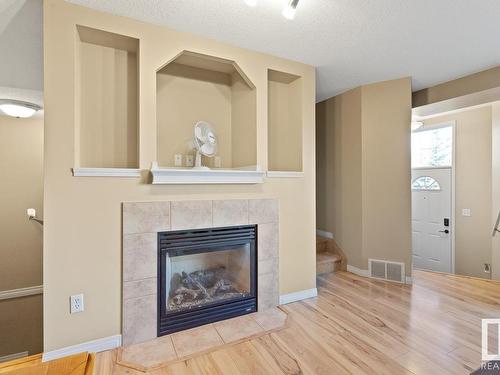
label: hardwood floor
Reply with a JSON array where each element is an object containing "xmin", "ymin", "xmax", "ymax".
[{"xmin": 96, "ymin": 270, "xmax": 500, "ymax": 374}]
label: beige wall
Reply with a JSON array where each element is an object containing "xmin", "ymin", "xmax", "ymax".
[
  {"xmin": 361, "ymin": 78, "xmax": 412, "ymax": 270},
  {"xmin": 492, "ymin": 103, "xmax": 500, "ymax": 280},
  {"xmin": 0, "ymin": 295, "xmax": 43, "ymax": 357},
  {"xmin": 423, "ymin": 106, "xmax": 492, "ymax": 278},
  {"xmin": 0, "ymin": 114, "xmax": 43, "ymax": 357},
  {"xmin": 78, "ymin": 39, "xmax": 138, "ymax": 168},
  {"xmin": 156, "ymin": 67, "xmax": 233, "ymax": 168},
  {"xmin": 44, "ymin": 0, "xmax": 316, "ymax": 351},
  {"xmin": 316, "ymin": 88, "xmax": 363, "ymax": 267},
  {"xmin": 316, "ymin": 78, "xmax": 412, "ymax": 273},
  {"xmin": 413, "ymin": 66, "xmax": 500, "ymax": 108},
  {"xmin": 0, "ymin": 115, "xmax": 43, "ymax": 291},
  {"xmin": 268, "ymin": 76, "xmax": 303, "ymax": 171}
]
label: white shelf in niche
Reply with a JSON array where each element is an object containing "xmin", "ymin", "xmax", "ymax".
[
  {"xmin": 266, "ymin": 171, "xmax": 304, "ymax": 178},
  {"xmin": 72, "ymin": 168, "xmax": 142, "ymax": 177},
  {"xmin": 150, "ymin": 162, "xmax": 264, "ymax": 184}
]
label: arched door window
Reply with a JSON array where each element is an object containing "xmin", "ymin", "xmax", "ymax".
[{"xmin": 412, "ymin": 176, "xmax": 441, "ymax": 191}]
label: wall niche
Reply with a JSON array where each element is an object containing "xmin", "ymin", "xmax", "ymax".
[
  {"xmin": 75, "ymin": 25, "xmax": 139, "ymax": 170},
  {"xmin": 156, "ymin": 51, "xmax": 257, "ymax": 169},
  {"xmin": 268, "ymin": 69, "xmax": 303, "ymax": 173}
]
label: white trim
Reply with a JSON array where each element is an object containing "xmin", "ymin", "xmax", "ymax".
[
  {"xmin": 42, "ymin": 335, "xmax": 122, "ymax": 362},
  {"xmin": 266, "ymin": 171, "xmax": 304, "ymax": 178},
  {"xmin": 316, "ymin": 229, "xmax": 333, "ymax": 239},
  {"xmin": 0, "ymin": 351, "xmax": 29, "ymax": 363},
  {"xmin": 0, "ymin": 285, "xmax": 43, "ymax": 301},
  {"xmin": 150, "ymin": 162, "xmax": 264, "ymax": 184},
  {"xmin": 279, "ymin": 288, "xmax": 317, "ymax": 305},
  {"xmin": 346, "ymin": 265, "xmax": 370, "ymax": 277},
  {"xmin": 72, "ymin": 168, "xmax": 141, "ymax": 177}
]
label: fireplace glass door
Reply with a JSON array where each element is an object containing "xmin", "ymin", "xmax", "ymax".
[
  {"xmin": 166, "ymin": 245, "xmax": 252, "ymax": 312},
  {"xmin": 158, "ymin": 225, "xmax": 257, "ymax": 335}
]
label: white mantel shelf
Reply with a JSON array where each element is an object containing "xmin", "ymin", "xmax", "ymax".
[{"xmin": 150, "ymin": 163, "xmax": 264, "ymax": 184}]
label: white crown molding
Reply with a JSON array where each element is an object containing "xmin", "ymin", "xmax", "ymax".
[
  {"xmin": 266, "ymin": 171, "xmax": 304, "ymax": 178},
  {"xmin": 150, "ymin": 162, "xmax": 264, "ymax": 184},
  {"xmin": 316, "ymin": 229, "xmax": 333, "ymax": 239},
  {"xmin": 279, "ymin": 288, "xmax": 317, "ymax": 305},
  {"xmin": 0, "ymin": 285, "xmax": 43, "ymax": 301},
  {"xmin": 72, "ymin": 168, "xmax": 142, "ymax": 177},
  {"xmin": 42, "ymin": 335, "xmax": 122, "ymax": 362}
]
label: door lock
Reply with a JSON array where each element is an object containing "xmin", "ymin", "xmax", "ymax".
[{"xmin": 438, "ymin": 229, "xmax": 449, "ymax": 234}]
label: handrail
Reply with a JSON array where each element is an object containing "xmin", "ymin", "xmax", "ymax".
[
  {"xmin": 29, "ymin": 216, "xmax": 44, "ymax": 225},
  {"xmin": 493, "ymin": 209, "xmax": 500, "ymax": 236}
]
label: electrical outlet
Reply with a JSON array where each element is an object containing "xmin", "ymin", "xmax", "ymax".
[
  {"xmin": 70, "ymin": 294, "xmax": 84, "ymax": 314},
  {"xmin": 484, "ymin": 263, "xmax": 491, "ymax": 273},
  {"xmin": 174, "ymin": 154, "xmax": 183, "ymax": 167},
  {"xmin": 185, "ymin": 155, "xmax": 194, "ymax": 167},
  {"xmin": 214, "ymin": 156, "xmax": 221, "ymax": 168}
]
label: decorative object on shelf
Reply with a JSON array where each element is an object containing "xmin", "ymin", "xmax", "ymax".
[{"xmin": 192, "ymin": 121, "xmax": 218, "ymax": 170}]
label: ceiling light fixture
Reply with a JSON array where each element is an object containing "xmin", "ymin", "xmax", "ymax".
[
  {"xmin": 244, "ymin": 0, "xmax": 257, "ymax": 6},
  {"xmin": 0, "ymin": 99, "xmax": 42, "ymax": 118},
  {"xmin": 282, "ymin": 0, "xmax": 299, "ymax": 20}
]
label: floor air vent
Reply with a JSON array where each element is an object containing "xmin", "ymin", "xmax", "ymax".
[{"xmin": 368, "ymin": 259, "xmax": 405, "ymax": 283}]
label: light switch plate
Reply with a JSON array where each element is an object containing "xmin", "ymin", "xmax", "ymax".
[
  {"xmin": 174, "ymin": 154, "xmax": 183, "ymax": 167},
  {"xmin": 185, "ymin": 155, "xmax": 194, "ymax": 167},
  {"xmin": 462, "ymin": 208, "xmax": 471, "ymax": 217}
]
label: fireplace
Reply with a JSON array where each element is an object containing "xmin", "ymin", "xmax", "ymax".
[{"xmin": 157, "ymin": 225, "xmax": 257, "ymax": 336}]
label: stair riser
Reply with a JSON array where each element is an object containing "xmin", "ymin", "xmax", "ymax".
[{"xmin": 316, "ymin": 261, "xmax": 341, "ymax": 275}]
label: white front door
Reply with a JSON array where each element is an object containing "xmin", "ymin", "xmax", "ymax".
[{"xmin": 411, "ymin": 168, "xmax": 452, "ymax": 273}]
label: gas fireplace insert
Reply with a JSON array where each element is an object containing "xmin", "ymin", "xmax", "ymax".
[{"xmin": 157, "ymin": 225, "xmax": 257, "ymax": 336}]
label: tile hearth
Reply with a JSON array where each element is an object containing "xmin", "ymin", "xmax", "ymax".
[
  {"xmin": 122, "ymin": 199, "xmax": 279, "ymax": 346},
  {"xmin": 117, "ymin": 308, "xmax": 288, "ymax": 372}
]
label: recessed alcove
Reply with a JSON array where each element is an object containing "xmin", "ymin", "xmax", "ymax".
[
  {"xmin": 156, "ymin": 51, "xmax": 257, "ymax": 170},
  {"xmin": 268, "ymin": 69, "xmax": 303, "ymax": 174},
  {"xmin": 74, "ymin": 25, "xmax": 139, "ymax": 174}
]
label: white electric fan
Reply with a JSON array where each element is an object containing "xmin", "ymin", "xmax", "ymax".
[{"xmin": 192, "ymin": 121, "xmax": 218, "ymax": 169}]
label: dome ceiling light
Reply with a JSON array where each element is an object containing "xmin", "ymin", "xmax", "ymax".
[{"xmin": 0, "ymin": 99, "xmax": 42, "ymax": 118}]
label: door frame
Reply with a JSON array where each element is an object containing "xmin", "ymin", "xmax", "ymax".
[{"xmin": 411, "ymin": 120, "xmax": 456, "ymax": 274}]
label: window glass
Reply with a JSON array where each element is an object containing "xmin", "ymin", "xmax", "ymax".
[
  {"xmin": 412, "ymin": 176, "xmax": 441, "ymax": 191},
  {"xmin": 412, "ymin": 126, "xmax": 452, "ymax": 168}
]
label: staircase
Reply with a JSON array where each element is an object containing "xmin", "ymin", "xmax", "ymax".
[{"xmin": 316, "ymin": 235, "xmax": 346, "ymax": 275}]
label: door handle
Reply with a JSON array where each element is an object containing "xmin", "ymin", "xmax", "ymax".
[
  {"xmin": 438, "ymin": 230, "xmax": 449, "ymax": 234},
  {"xmin": 493, "ymin": 210, "xmax": 500, "ymax": 237}
]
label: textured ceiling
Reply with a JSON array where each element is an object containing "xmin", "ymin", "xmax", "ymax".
[
  {"xmin": 65, "ymin": 1, "xmax": 500, "ymax": 101},
  {"xmin": 0, "ymin": 0, "xmax": 43, "ymax": 105}
]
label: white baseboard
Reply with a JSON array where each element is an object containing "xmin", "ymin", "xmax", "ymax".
[
  {"xmin": 279, "ymin": 288, "xmax": 318, "ymax": 305},
  {"xmin": 0, "ymin": 351, "xmax": 29, "ymax": 363},
  {"xmin": 316, "ymin": 230, "xmax": 333, "ymax": 239},
  {"xmin": 347, "ymin": 264, "xmax": 370, "ymax": 277},
  {"xmin": 42, "ymin": 335, "xmax": 121, "ymax": 362},
  {"xmin": 0, "ymin": 285, "xmax": 43, "ymax": 301}
]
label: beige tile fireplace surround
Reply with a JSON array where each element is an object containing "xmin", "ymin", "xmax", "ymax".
[{"xmin": 122, "ymin": 199, "xmax": 279, "ymax": 346}]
